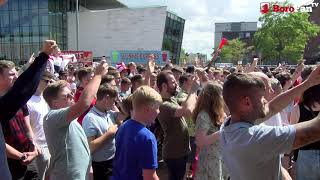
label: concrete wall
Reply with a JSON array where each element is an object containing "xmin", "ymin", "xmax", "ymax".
[
  {"xmin": 68, "ymin": 6, "xmax": 167, "ymax": 58},
  {"xmin": 214, "ymin": 22, "xmax": 257, "ymax": 48}
]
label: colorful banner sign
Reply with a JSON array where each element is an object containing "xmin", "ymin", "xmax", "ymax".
[
  {"xmin": 110, "ymin": 51, "xmax": 170, "ymax": 65},
  {"xmin": 62, "ymin": 51, "xmax": 93, "ymax": 66}
]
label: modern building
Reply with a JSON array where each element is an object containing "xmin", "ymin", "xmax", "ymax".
[
  {"xmin": 68, "ymin": 6, "xmax": 184, "ymax": 65},
  {"xmin": 303, "ymin": 0, "xmax": 320, "ymax": 64},
  {"xmin": 214, "ymin": 22, "xmax": 257, "ymax": 48},
  {"xmin": 0, "ymin": 0, "xmax": 185, "ymax": 65},
  {"xmin": 0, "ymin": 0, "xmax": 75, "ymax": 64}
]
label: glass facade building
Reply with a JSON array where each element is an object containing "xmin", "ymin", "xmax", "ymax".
[
  {"xmin": 0, "ymin": 0, "xmax": 76, "ymax": 64},
  {"xmin": 162, "ymin": 11, "xmax": 185, "ymax": 64}
]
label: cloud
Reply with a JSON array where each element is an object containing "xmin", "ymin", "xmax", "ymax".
[{"xmin": 120, "ymin": 0, "xmax": 305, "ymax": 58}]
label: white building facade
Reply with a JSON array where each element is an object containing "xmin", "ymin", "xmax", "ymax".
[{"xmin": 68, "ymin": 6, "xmax": 167, "ymax": 59}]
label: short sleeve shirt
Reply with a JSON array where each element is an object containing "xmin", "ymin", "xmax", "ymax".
[
  {"xmin": 82, "ymin": 107, "xmax": 117, "ymax": 162},
  {"xmin": 112, "ymin": 119, "xmax": 157, "ymax": 180},
  {"xmin": 43, "ymin": 108, "xmax": 91, "ymax": 180},
  {"xmin": 157, "ymin": 97, "xmax": 190, "ymax": 159},
  {"xmin": 220, "ymin": 117, "xmax": 296, "ymax": 180}
]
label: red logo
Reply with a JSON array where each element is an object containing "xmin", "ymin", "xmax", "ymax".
[{"xmin": 260, "ymin": 2, "xmax": 270, "ymax": 14}]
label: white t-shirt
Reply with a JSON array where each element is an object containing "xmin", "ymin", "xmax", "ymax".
[
  {"xmin": 27, "ymin": 95, "xmax": 49, "ymax": 147},
  {"xmin": 262, "ymin": 113, "xmax": 283, "ymax": 126}
]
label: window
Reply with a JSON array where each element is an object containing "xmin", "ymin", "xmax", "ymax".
[
  {"xmin": 9, "ymin": 0, "xmax": 19, "ymax": 10},
  {"xmin": 10, "ymin": 11, "xmax": 20, "ymax": 27},
  {"xmin": 239, "ymin": 32, "xmax": 244, "ymax": 38},
  {"xmin": 0, "ymin": 1, "xmax": 9, "ymax": 11},
  {"xmin": 19, "ymin": 0, "xmax": 29, "ymax": 10},
  {"xmin": 39, "ymin": 0, "xmax": 48, "ymax": 9},
  {"xmin": 29, "ymin": 0, "xmax": 39, "ymax": 10},
  {"xmin": 246, "ymin": 32, "xmax": 250, "ymax": 38},
  {"xmin": 0, "ymin": 12, "xmax": 9, "ymax": 27}
]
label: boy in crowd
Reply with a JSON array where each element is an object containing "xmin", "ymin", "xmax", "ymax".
[{"xmin": 112, "ymin": 86, "xmax": 162, "ymax": 180}]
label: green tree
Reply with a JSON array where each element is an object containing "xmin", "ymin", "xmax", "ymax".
[
  {"xmin": 254, "ymin": 1, "xmax": 320, "ymax": 64},
  {"xmin": 220, "ymin": 38, "xmax": 248, "ymax": 64}
]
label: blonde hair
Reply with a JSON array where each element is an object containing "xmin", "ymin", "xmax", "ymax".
[
  {"xmin": 132, "ymin": 86, "xmax": 162, "ymax": 110},
  {"xmin": 193, "ymin": 82, "xmax": 225, "ymax": 126}
]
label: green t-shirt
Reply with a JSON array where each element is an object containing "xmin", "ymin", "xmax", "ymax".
[
  {"xmin": 158, "ymin": 97, "xmax": 190, "ymax": 159},
  {"xmin": 176, "ymin": 90, "xmax": 196, "ymax": 136}
]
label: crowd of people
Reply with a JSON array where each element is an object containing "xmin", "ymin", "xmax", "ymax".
[{"xmin": 1, "ymin": 38, "xmax": 320, "ymax": 180}]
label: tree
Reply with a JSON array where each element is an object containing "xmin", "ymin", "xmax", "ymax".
[
  {"xmin": 254, "ymin": 1, "xmax": 320, "ymax": 64},
  {"xmin": 220, "ymin": 38, "xmax": 248, "ymax": 64}
]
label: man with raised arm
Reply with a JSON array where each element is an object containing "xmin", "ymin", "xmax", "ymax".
[
  {"xmin": 220, "ymin": 65, "xmax": 320, "ymax": 180},
  {"xmin": 0, "ymin": 40, "xmax": 56, "ymax": 180},
  {"xmin": 43, "ymin": 61, "xmax": 108, "ymax": 180}
]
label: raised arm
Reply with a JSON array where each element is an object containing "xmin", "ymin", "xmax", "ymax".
[
  {"xmin": 175, "ymin": 76, "xmax": 199, "ymax": 117},
  {"xmin": 293, "ymin": 113, "xmax": 320, "ymax": 149},
  {"xmin": 263, "ymin": 65, "xmax": 320, "ymax": 121},
  {"xmin": 0, "ymin": 40, "xmax": 56, "ymax": 122},
  {"xmin": 66, "ymin": 61, "xmax": 108, "ymax": 122}
]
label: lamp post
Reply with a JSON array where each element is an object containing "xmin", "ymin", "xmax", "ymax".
[{"xmin": 76, "ymin": 0, "xmax": 79, "ymax": 51}]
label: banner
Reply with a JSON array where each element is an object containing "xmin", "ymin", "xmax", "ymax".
[
  {"xmin": 110, "ymin": 51, "xmax": 169, "ymax": 65},
  {"xmin": 62, "ymin": 51, "xmax": 93, "ymax": 66}
]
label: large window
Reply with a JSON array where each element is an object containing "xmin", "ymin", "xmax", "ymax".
[
  {"xmin": 0, "ymin": 0, "xmax": 71, "ymax": 63},
  {"xmin": 162, "ymin": 12, "xmax": 185, "ymax": 64}
]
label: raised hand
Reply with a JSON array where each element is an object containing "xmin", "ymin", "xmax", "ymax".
[
  {"xmin": 108, "ymin": 124, "xmax": 118, "ymax": 135},
  {"xmin": 147, "ymin": 54, "xmax": 156, "ymax": 73},
  {"xmin": 42, "ymin": 40, "xmax": 58, "ymax": 56},
  {"xmin": 189, "ymin": 75, "xmax": 200, "ymax": 94},
  {"xmin": 28, "ymin": 53, "xmax": 35, "ymax": 64},
  {"xmin": 95, "ymin": 60, "xmax": 108, "ymax": 76},
  {"xmin": 305, "ymin": 65, "xmax": 320, "ymax": 87}
]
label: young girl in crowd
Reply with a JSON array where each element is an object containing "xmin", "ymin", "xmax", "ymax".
[{"xmin": 193, "ymin": 82, "xmax": 229, "ymax": 180}]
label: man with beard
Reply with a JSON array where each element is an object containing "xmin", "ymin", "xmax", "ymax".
[
  {"xmin": 157, "ymin": 70, "xmax": 199, "ymax": 180},
  {"xmin": 220, "ymin": 66, "xmax": 320, "ymax": 180}
]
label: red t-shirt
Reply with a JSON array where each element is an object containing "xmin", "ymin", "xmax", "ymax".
[{"xmin": 74, "ymin": 87, "xmax": 96, "ymax": 125}]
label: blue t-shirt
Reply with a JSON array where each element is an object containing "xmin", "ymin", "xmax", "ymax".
[{"xmin": 112, "ymin": 119, "xmax": 158, "ymax": 180}]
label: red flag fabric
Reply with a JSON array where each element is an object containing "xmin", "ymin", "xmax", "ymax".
[{"xmin": 219, "ymin": 38, "xmax": 228, "ymax": 49}]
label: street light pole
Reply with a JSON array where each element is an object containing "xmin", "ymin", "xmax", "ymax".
[{"xmin": 76, "ymin": 0, "xmax": 79, "ymax": 51}]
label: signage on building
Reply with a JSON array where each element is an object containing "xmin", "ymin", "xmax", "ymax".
[
  {"xmin": 260, "ymin": 2, "xmax": 319, "ymax": 14},
  {"xmin": 111, "ymin": 51, "xmax": 170, "ymax": 65},
  {"xmin": 62, "ymin": 51, "xmax": 93, "ymax": 66}
]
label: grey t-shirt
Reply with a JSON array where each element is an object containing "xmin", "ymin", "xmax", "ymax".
[
  {"xmin": 43, "ymin": 108, "xmax": 90, "ymax": 180},
  {"xmin": 82, "ymin": 107, "xmax": 116, "ymax": 162},
  {"xmin": 220, "ymin": 117, "xmax": 296, "ymax": 180}
]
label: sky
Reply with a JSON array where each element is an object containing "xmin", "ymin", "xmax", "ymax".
[{"xmin": 119, "ymin": 0, "xmax": 310, "ymax": 57}]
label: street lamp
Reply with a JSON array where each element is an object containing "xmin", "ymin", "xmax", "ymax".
[{"xmin": 76, "ymin": 0, "xmax": 79, "ymax": 51}]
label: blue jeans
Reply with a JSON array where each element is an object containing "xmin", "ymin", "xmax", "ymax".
[
  {"xmin": 296, "ymin": 150, "xmax": 320, "ymax": 180},
  {"xmin": 165, "ymin": 156, "xmax": 187, "ymax": 180}
]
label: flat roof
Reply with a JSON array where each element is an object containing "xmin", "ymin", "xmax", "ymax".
[
  {"xmin": 215, "ymin": 22, "xmax": 257, "ymax": 24},
  {"xmin": 81, "ymin": 0, "xmax": 127, "ymax": 10}
]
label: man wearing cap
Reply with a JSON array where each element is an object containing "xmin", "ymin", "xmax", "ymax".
[{"xmin": 27, "ymin": 71, "xmax": 54, "ymax": 180}]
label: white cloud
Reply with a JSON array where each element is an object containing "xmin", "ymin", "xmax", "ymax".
[{"xmin": 120, "ymin": 0, "xmax": 307, "ymax": 58}]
